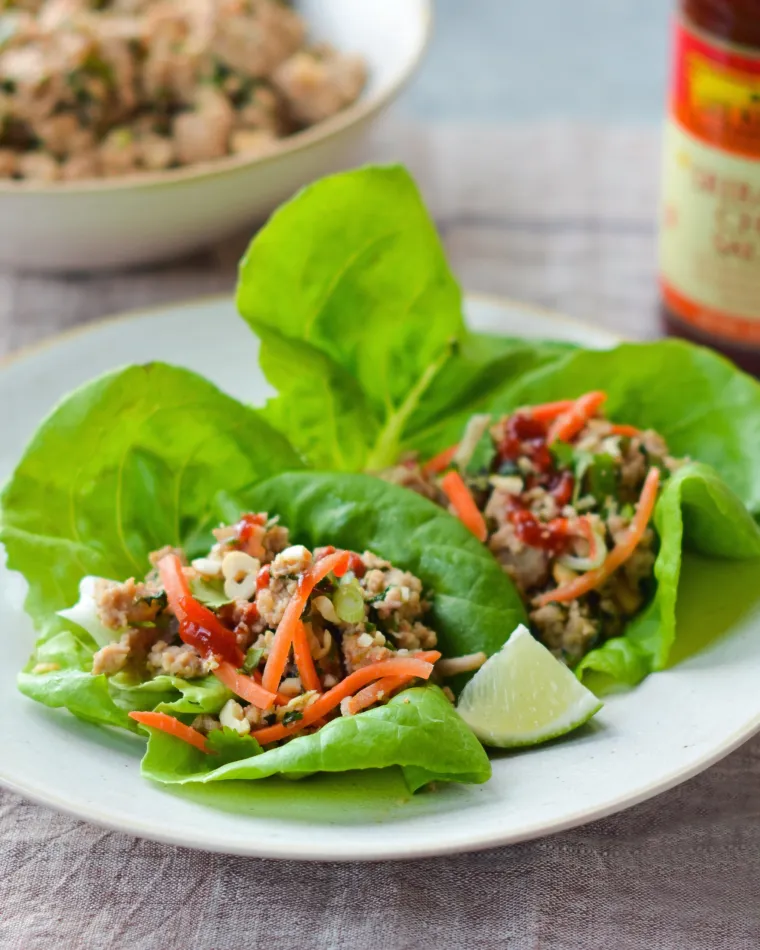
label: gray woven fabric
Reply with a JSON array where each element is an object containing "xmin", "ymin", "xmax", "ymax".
[{"xmin": 2, "ymin": 122, "xmax": 758, "ymax": 950}]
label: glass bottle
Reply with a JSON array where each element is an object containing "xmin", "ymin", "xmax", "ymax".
[{"xmin": 660, "ymin": 0, "xmax": 760, "ymax": 372}]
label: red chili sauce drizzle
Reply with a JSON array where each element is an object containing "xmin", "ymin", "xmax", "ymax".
[
  {"xmin": 179, "ymin": 619, "xmax": 242, "ymax": 666},
  {"xmin": 496, "ymin": 412, "xmax": 576, "ymax": 555}
]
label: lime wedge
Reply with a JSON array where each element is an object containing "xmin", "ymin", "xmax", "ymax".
[{"xmin": 457, "ymin": 624, "xmax": 602, "ymax": 748}]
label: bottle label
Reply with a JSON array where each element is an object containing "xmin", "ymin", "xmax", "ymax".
[{"xmin": 660, "ymin": 19, "xmax": 760, "ymax": 343}]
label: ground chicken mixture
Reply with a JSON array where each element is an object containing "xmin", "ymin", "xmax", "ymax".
[
  {"xmin": 382, "ymin": 393, "xmax": 684, "ymax": 665},
  {"xmin": 0, "ymin": 0, "xmax": 366, "ymax": 181},
  {"xmin": 87, "ymin": 512, "xmax": 482, "ymax": 748}
]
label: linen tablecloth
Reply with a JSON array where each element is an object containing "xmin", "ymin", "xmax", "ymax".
[{"xmin": 2, "ymin": 122, "xmax": 759, "ymax": 950}]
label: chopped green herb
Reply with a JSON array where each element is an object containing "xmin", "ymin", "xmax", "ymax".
[
  {"xmin": 586, "ymin": 452, "xmax": 617, "ymax": 504},
  {"xmin": 242, "ymin": 646, "xmax": 264, "ymax": 674},
  {"xmin": 550, "ymin": 440, "xmax": 575, "ymax": 470},
  {"xmin": 463, "ymin": 428, "xmax": 496, "ymax": 476},
  {"xmin": 136, "ymin": 590, "xmax": 167, "ymax": 609},
  {"xmin": 282, "ymin": 710, "xmax": 304, "ymax": 726},
  {"xmin": 497, "ymin": 459, "xmax": 520, "ymax": 476},
  {"xmin": 189, "ymin": 577, "xmax": 230, "ymax": 609}
]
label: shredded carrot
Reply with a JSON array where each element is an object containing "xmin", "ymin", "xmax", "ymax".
[
  {"xmin": 261, "ymin": 550, "xmax": 351, "ymax": 693},
  {"xmin": 440, "ymin": 470, "xmax": 488, "ymax": 542},
  {"xmin": 253, "ymin": 651, "xmax": 441, "ymax": 745},
  {"xmin": 422, "ymin": 443, "xmax": 459, "ymax": 476},
  {"xmin": 536, "ymin": 467, "xmax": 661, "ymax": 607},
  {"xmin": 213, "ymin": 660, "xmax": 279, "ymax": 710},
  {"xmin": 529, "ymin": 399, "xmax": 575, "ymax": 423},
  {"xmin": 292, "ymin": 619, "xmax": 322, "ymax": 692},
  {"xmin": 128, "ymin": 710, "xmax": 211, "ymax": 753},
  {"xmin": 609, "ymin": 423, "xmax": 641, "ymax": 438},
  {"xmin": 547, "ymin": 391, "xmax": 608, "ymax": 444},
  {"xmin": 341, "ymin": 675, "xmax": 411, "ymax": 717},
  {"xmin": 157, "ymin": 553, "xmax": 191, "ymax": 623},
  {"xmin": 578, "ymin": 516, "xmax": 601, "ymax": 562}
]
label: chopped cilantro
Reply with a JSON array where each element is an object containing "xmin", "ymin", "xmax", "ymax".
[
  {"xmin": 189, "ymin": 577, "xmax": 231, "ymax": 610},
  {"xmin": 282, "ymin": 710, "xmax": 304, "ymax": 726},
  {"xmin": 463, "ymin": 428, "xmax": 496, "ymax": 476},
  {"xmin": 497, "ymin": 459, "xmax": 519, "ymax": 476},
  {"xmin": 136, "ymin": 590, "xmax": 168, "ymax": 609},
  {"xmin": 242, "ymin": 646, "xmax": 264, "ymax": 674}
]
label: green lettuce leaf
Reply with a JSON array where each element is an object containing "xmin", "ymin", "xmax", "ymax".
[
  {"xmin": 137, "ymin": 687, "xmax": 491, "ymax": 792},
  {"xmin": 2, "ymin": 361, "xmax": 302, "ymax": 731},
  {"xmin": 236, "ymin": 165, "xmax": 570, "ymax": 470},
  {"xmin": 17, "ymin": 630, "xmax": 138, "ymax": 731},
  {"xmin": 246, "ymin": 471, "xmax": 527, "ymax": 662},
  {"xmin": 0, "ymin": 361, "xmax": 304, "ymax": 632},
  {"xmin": 577, "ymin": 462, "xmax": 760, "ymax": 685}
]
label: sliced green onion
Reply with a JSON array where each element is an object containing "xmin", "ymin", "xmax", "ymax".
[{"xmin": 333, "ymin": 577, "xmax": 366, "ymax": 624}]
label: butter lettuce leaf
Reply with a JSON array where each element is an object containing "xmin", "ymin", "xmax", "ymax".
[
  {"xmin": 236, "ymin": 165, "xmax": 570, "ymax": 470},
  {"xmin": 137, "ymin": 686, "xmax": 491, "ymax": 792},
  {"xmin": 0, "ymin": 362, "xmax": 304, "ymax": 632},
  {"xmin": 577, "ymin": 462, "xmax": 760, "ymax": 685}
]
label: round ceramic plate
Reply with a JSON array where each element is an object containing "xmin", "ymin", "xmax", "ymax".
[{"xmin": 1, "ymin": 294, "xmax": 759, "ymax": 861}]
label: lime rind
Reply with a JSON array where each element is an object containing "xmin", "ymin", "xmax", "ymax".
[{"xmin": 456, "ymin": 624, "xmax": 603, "ymax": 748}]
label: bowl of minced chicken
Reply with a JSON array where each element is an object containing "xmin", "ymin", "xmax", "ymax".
[{"xmin": 0, "ymin": 0, "xmax": 431, "ymax": 268}]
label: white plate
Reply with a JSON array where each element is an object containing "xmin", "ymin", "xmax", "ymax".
[
  {"xmin": 1, "ymin": 294, "xmax": 759, "ymax": 861},
  {"xmin": 0, "ymin": 0, "xmax": 430, "ymax": 271}
]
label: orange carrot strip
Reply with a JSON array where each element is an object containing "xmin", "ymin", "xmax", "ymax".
[
  {"xmin": 129, "ymin": 711, "xmax": 211, "ymax": 754},
  {"xmin": 422, "ymin": 443, "xmax": 459, "ymax": 476},
  {"xmin": 158, "ymin": 553, "xmax": 191, "ymax": 623},
  {"xmin": 253, "ymin": 652, "xmax": 441, "ymax": 745},
  {"xmin": 609, "ymin": 423, "xmax": 641, "ymax": 438},
  {"xmin": 261, "ymin": 550, "xmax": 351, "ymax": 693},
  {"xmin": 248, "ymin": 670, "xmax": 291, "ymax": 706},
  {"xmin": 547, "ymin": 391, "xmax": 608, "ymax": 444},
  {"xmin": 529, "ymin": 399, "xmax": 575, "ymax": 423},
  {"xmin": 440, "ymin": 470, "xmax": 488, "ymax": 542},
  {"xmin": 292, "ymin": 620, "xmax": 322, "ymax": 692},
  {"xmin": 536, "ymin": 467, "xmax": 661, "ymax": 607},
  {"xmin": 213, "ymin": 660, "xmax": 279, "ymax": 710},
  {"xmin": 341, "ymin": 675, "xmax": 412, "ymax": 717},
  {"xmin": 577, "ymin": 516, "xmax": 600, "ymax": 562}
]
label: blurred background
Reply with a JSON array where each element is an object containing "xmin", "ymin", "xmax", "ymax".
[
  {"xmin": 402, "ymin": 0, "xmax": 669, "ymax": 121},
  {"xmin": 1, "ymin": 0, "xmax": 673, "ymax": 348}
]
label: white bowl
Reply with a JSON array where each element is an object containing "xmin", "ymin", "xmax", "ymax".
[{"xmin": 0, "ymin": 0, "xmax": 431, "ymax": 272}]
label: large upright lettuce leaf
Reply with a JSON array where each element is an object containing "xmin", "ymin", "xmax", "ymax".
[{"xmin": 236, "ymin": 165, "xmax": 569, "ymax": 470}]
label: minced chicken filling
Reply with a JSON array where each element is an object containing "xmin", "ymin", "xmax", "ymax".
[
  {"xmin": 90, "ymin": 512, "xmax": 445, "ymax": 733},
  {"xmin": 383, "ymin": 403, "xmax": 683, "ymax": 665},
  {"xmin": 0, "ymin": 0, "xmax": 366, "ymax": 180}
]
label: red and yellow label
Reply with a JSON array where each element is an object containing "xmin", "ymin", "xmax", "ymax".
[{"xmin": 661, "ymin": 19, "xmax": 760, "ymax": 343}]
